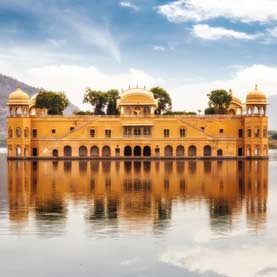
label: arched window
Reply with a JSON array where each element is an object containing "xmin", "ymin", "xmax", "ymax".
[
  {"xmin": 134, "ymin": 146, "xmax": 141, "ymax": 156},
  {"xmin": 15, "ymin": 107, "xmax": 22, "ymax": 116},
  {"xmin": 9, "ymin": 107, "xmax": 14, "ymax": 117},
  {"xmin": 124, "ymin": 146, "xmax": 132, "ymax": 156},
  {"xmin": 79, "ymin": 146, "xmax": 88, "ymax": 157},
  {"xmin": 164, "ymin": 145, "xmax": 173, "ymax": 157},
  {"xmin": 102, "ymin": 146, "xmax": 111, "ymax": 157},
  {"xmin": 188, "ymin": 145, "xmax": 197, "ymax": 157},
  {"xmin": 24, "ymin": 127, "xmax": 29, "ymax": 138},
  {"xmin": 176, "ymin": 145, "xmax": 184, "ymax": 156},
  {"xmin": 52, "ymin": 149, "xmax": 58, "ymax": 157},
  {"xmin": 125, "ymin": 107, "xmax": 131, "ymax": 115},
  {"xmin": 144, "ymin": 106, "xmax": 150, "ymax": 115},
  {"xmin": 64, "ymin": 145, "xmax": 72, "ymax": 157},
  {"xmin": 203, "ymin": 145, "xmax": 212, "ymax": 157},
  {"xmin": 16, "ymin": 127, "xmax": 21, "ymax": 138},
  {"xmin": 217, "ymin": 149, "xmax": 223, "ymax": 156},
  {"xmin": 90, "ymin": 146, "xmax": 99, "ymax": 157},
  {"xmin": 8, "ymin": 128, "xmax": 13, "ymax": 138},
  {"xmin": 143, "ymin": 146, "xmax": 151, "ymax": 156}
]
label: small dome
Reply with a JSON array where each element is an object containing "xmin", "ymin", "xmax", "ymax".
[
  {"xmin": 8, "ymin": 88, "xmax": 30, "ymax": 105},
  {"xmin": 246, "ymin": 85, "xmax": 267, "ymax": 105}
]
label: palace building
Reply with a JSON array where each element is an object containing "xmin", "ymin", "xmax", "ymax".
[{"xmin": 6, "ymin": 86, "xmax": 268, "ymax": 159}]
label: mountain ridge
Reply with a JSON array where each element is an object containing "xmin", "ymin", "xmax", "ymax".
[{"xmin": 0, "ymin": 73, "xmax": 79, "ymax": 135}]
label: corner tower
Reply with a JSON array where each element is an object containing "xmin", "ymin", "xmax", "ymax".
[
  {"xmin": 7, "ymin": 88, "xmax": 31, "ymax": 157},
  {"xmin": 244, "ymin": 85, "xmax": 268, "ymax": 157}
]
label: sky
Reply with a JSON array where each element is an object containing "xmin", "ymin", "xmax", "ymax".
[{"xmin": 1, "ymin": 0, "xmax": 277, "ymax": 111}]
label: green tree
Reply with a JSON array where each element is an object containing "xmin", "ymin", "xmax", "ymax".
[
  {"xmin": 204, "ymin": 107, "xmax": 216, "ymax": 115},
  {"xmin": 205, "ymin": 90, "xmax": 232, "ymax": 114},
  {"xmin": 150, "ymin": 87, "xmax": 172, "ymax": 115},
  {"xmin": 35, "ymin": 91, "xmax": 69, "ymax": 115},
  {"xmin": 83, "ymin": 89, "xmax": 107, "ymax": 115},
  {"xmin": 106, "ymin": 89, "xmax": 120, "ymax": 115}
]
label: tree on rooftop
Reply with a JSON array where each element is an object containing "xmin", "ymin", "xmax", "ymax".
[
  {"xmin": 35, "ymin": 91, "xmax": 69, "ymax": 115},
  {"xmin": 106, "ymin": 89, "xmax": 120, "ymax": 115},
  {"xmin": 83, "ymin": 89, "xmax": 107, "ymax": 115},
  {"xmin": 205, "ymin": 90, "xmax": 232, "ymax": 115},
  {"xmin": 150, "ymin": 87, "xmax": 172, "ymax": 115}
]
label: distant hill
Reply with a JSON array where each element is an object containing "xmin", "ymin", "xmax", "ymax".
[{"xmin": 0, "ymin": 73, "xmax": 79, "ymax": 136}]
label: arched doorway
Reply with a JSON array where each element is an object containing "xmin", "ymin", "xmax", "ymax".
[
  {"xmin": 102, "ymin": 146, "xmax": 111, "ymax": 157},
  {"xmin": 263, "ymin": 146, "xmax": 267, "ymax": 156},
  {"xmin": 164, "ymin": 145, "xmax": 173, "ymax": 157},
  {"xmin": 16, "ymin": 146, "xmax": 21, "ymax": 157},
  {"xmin": 52, "ymin": 149, "xmax": 58, "ymax": 157},
  {"xmin": 176, "ymin": 145, "xmax": 184, "ymax": 156},
  {"xmin": 247, "ymin": 146, "xmax": 251, "ymax": 157},
  {"xmin": 255, "ymin": 146, "xmax": 260, "ymax": 156},
  {"xmin": 203, "ymin": 145, "xmax": 212, "ymax": 156},
  {"xmin": 217, "ymin": 149, "xmax": 223, "ymax": 157},
  {"xmin": 143, "ymin": 146, "xmax": 151, "ymax": 156},
  {"xmin": 64, "ymin": 145, "xmax": 72, "ymax": 157},
  {"xmin": 188, "ymin": 145, "xmax": 196, "ymax": 156},
  {"xmin": 79, "ymin": 146, "xmax": 87, "ymax": 157},
  {"xmin": 124, "ymin": 146, "xmax": 132, "ymax": 156},
  {"xmin": 90, "ymin": 146, "xmax": 99, "ymax": 157},
  {"xmin": 134, "ymin": 146, "xmax": 141, "ymax": 156}
]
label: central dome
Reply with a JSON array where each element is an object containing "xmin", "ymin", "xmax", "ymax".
[
  {"xmin": 8, "ymin": 88, "xmax": 30, "ymax": 105},
  {"xmin": 118, "ymin": 88, "xmax": 158, "ymax": 107},
  {"xmin": 246, "ymin": 85, "xmax": 267, "ymax": 105}
]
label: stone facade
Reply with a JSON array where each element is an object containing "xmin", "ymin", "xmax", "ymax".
[{"xmin": 6, "ymin": 87, "xmax": 268, "ymax": 159}]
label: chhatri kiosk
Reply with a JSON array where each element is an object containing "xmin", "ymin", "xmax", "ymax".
[{"xmin": 6, "ymin": 86, "xmax": 268, "ymax": 159}]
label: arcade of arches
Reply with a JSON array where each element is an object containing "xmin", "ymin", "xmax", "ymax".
[{"xmin": 40, "ymin": 144, "xmax": 267, "ymax": 158}]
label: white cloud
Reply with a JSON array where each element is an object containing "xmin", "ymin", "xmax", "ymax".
[
  {"xmin": 161, "ymin": 246, "xmax": 277, "ymax": 277},
  {"xmin": 152, "ymin": 45, "xmax": 166, "ymax": 51},
  {"xmin": 171, "ymin": 64, "xmax": 277, "ymax": 114},
  {"xmin": 60, "ymin": 11, "xmax": 121, "ymax": 62},
  {"xmin": 192, "ymin": 24, "xmax": 260, "ymax": 40},
  {"xmin": 157, "ymin": 0, "xmax": 277, "ymax": 23},
  {"xmin": 119, "ymin": 1, "xmax": 140, "ymax": 11},
  {"xmin": 11, "ymin": 65, "xmax": 162, "ymax": 109}
]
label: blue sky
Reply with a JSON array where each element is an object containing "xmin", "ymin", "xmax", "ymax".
[{"xmin": 1, "ymin": 0, "xmax": 277, "ymax": 111}]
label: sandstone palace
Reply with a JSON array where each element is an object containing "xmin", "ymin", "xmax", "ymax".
[{"xmin": 6, "ymin": 86, "xmax": 268, "ymax": 159}]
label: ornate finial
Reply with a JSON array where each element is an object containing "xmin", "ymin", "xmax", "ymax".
[
  {"xmin": 144, "ymin": 85, "xmax": 146, "ymax": 89},
  {"xmin": 128, "ymin": 85, "xmax": 130, "ymax": 89},
  {"xmin": 255, "ymin": 83, "xmax": 258, "ymax": 90},
  {"xmin": 229, "ymin": 89, "xmax": 233, "ymax": 95}
]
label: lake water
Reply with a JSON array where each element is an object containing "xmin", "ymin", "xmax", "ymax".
[{"xmin": 0, "ymin": 151, "xmax": 277, "ymax": 277}]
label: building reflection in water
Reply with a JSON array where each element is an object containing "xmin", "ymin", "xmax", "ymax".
[{"xmin": 7, "ymin": 159, "xmax": 268, "ymax": 235}]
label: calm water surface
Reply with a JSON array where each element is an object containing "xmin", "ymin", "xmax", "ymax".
[{"xmin": 0, "ymin": 150, "xmax": 277, "ymax": 277}]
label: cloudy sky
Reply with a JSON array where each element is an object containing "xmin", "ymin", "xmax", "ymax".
[{"xmin": 1, "ymin": 0, "xmax": 277, "ymax": 110}]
